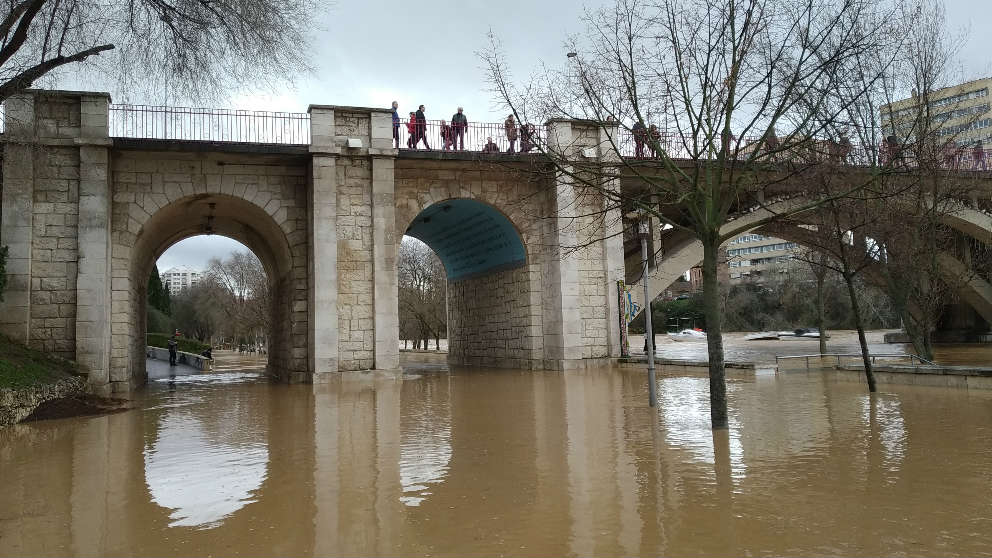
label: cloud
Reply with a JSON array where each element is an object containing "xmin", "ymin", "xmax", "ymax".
[{"xmin": 156, "ymin": 236, "xmax": 252, "ymax": 272}]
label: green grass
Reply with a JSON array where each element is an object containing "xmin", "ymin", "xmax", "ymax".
[
  {"xmin": 0, "ymin": 334, "xmax": 79, "ymax": 389},
  {"xmin": 146, "ymin": 333, "xmax": 211, "ymax": 354}
]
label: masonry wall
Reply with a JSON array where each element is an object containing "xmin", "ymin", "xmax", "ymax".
[
  {"xmin": 447, "ymin": 265, "xmax": 543, "ymax": 368},
  {"xmin": 335, "ymin": 157, "xmax": 375, "ymax": 370},
  {"xmin": 29, "ymin": 144, "xmax": 80, "ymax": 358}
]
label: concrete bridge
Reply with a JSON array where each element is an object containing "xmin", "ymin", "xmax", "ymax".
[{"xmin": 2, "ymin": 90, "xmax": 991, "ymax": 394}]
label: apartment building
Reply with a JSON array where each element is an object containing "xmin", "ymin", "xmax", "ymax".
[
  {"xmin": 881, "ymin": 77, "xmax": 992, "ymax": 150},
  {"xmin": 724, "ymin": 233, "xmax": 799, "ymax": 283},
  {"xmin": 161, "ymin": 265, "xmax": 202, "ymax": 296}
]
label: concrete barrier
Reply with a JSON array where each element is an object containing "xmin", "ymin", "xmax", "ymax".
[
  {"xmin": 834, "ymin": 363, "xmax": 992, "ymax": 390},
  {"xmin": 146, "ymin": 346, "xmax": 212, "ymax": 371}
]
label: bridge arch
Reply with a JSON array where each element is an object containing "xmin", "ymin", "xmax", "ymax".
[
  {"xmin": 393, "ymin": 162, "xmax": 548, "ymax": 368},
  {"xmin": 108, "ymin": 151, "xmax": 310, "ymax": 391},
  {"xmin": 628, "ymin": 203, "xmax": 992, "ymax": 327}
]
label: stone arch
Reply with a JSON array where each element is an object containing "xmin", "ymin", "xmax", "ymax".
[
  {"xmin": 393, "ymin": 162, "xmax": 549, "ymax": 368},
  {"xmin": 108, "ymin": 151, "xmax": 310, "ymax": 391}
]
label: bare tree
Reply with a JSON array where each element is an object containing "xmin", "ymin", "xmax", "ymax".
[
  {"xmin": 398, "ymin": 237, "xmax": 446, "ymax": 351},
  {"xmin": 485, "ymin": 0, "xmax": 907, "ymax": 428},
  {"xmin": 206, "ymin": 250, "xmax": 269, "ymax": 347},
  {"xmin": 0, "ymin": 0, "xmax": 321, "ymax": 104}
]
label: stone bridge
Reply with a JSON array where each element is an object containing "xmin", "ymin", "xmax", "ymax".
[
  {"xmin": 0, "ymin": 90, "xmax": 629, "ymax": 394},
  {"xmin": 2, "ymin": 90, "xmax": 991, "ymax": 395}
]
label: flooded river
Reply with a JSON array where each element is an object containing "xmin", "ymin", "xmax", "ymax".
[{"xmin": 2, "ymin": 350, "xmax": 992, "ymax": 556}]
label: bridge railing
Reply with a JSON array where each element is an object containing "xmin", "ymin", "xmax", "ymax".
[
  {"xmin": 396, "ymin": 118, "xmax": 547, "ymax": 154},
  {"xmin": 109, "ymin": 104, "xmax": 311, "ymax": 145},
  {"xmin": 614, "ymin": 128, "xmax": 992, "ymax": 171}
]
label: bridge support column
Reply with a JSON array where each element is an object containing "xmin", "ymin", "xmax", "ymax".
[
  {"xmin": 0, "ymin": 94, "xmax": 35, "ymax": 342},
  {"xmin": 74, "ymin": 96, "xmax": 114, "ymax": 394},
  {"xmin": 310, "ymin": 153, "xmax": 339, "ymax": 376},
  {"xmin": 542, "ymin": 120, "xmax": 624, "ymax": 366},
  {"xmin": 309, "ymin": 105, "xmax": 399, "ymax": 375},
  {"xmin": 372, "ymin": 155, "xmax": 399, "ymax": 371}
]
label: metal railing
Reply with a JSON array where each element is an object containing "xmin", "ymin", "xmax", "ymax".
[
  {"xmin": 613, "ymin": 128, "xmax": 992, "ymax": 171},
  {"xmin": 775, "ymin": 352, "xmax": 936, "ymax": 370},
  {"xmin": 395, "ymin": 118, "xmax": 546, "ymax": 154},
  {"xmin": 109, "ymin": 104, "xmax": 311, "ymax": 144}
]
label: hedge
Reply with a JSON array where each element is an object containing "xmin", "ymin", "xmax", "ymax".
[{"xmin": 146, "ymin": 333, "xmax": 211, "ymax": 355}]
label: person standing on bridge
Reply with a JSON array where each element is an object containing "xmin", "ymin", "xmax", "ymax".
[
  {"xmin": 505, "ymin": 114, "xmax": 518, "ymax": 153},
  {"xmin": 391, "ymin": 101, "xmax": 400, "ymax": 149},
  {"xmin": 415, "ymin": 105, "xmax": 430, "ymax": 149},
  {"xmin": 451, "ymin": 107, "xmax": 467, "ymax": 150},
  {"xmin": 440, "ymin": 120, "xmax": 453, "ymax": 150},
  {"xmin": 632, "ymin": 121, "xmax": 647, "ymax": 157},
  {"xmin": 406, "ymin": 112, "xmax": 417, "ymax": 148},
  {"xmin": 167, "ymin": 333, "xmax": 178, "ymax": 366}
]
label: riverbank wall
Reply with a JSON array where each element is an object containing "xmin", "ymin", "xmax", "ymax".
[{"xmin": 0, "ymin": 374, "xmax": 86, "ymax": 427}]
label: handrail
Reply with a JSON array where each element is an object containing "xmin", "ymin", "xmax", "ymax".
[{"xmin": 775, "ymin": 352, "xmax": 937, "ymax": 369}]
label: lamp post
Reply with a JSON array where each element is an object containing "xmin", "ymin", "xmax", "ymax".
[{"xmin": 640, "ymin": 214, "xmax": 657, "ymax": 407}]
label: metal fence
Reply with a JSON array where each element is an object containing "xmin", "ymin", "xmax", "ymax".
[
  {"xmin": 614, "ymin": 128, "xmax": 992, "ymax": 170},
  {"xmin": 395, "ymin": 118, "xmax": 546, "ymax": 154},
  {"xmin": 109, "ymin": 104, "xmax": 311, "ymax": 144}
]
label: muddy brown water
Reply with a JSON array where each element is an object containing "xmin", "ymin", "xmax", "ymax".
[{"xmin": 2, "ymin": 344, "xmax": 992, "ymax": 557}]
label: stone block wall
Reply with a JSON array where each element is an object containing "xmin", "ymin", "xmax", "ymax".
[
  {"xmin": 335, "ymin": 157, "xmax": 375, "ymax": 370},
  {"xmin": 29, "ymin": 146, "xmax": 80, "ymax": 358},
  {"xmin": 0, "ymin": 91, "xmax": 109, "ymax": 370},
  {"xmin": 447, "ymin": 265, "xmax": 543, "ymax": 368}
]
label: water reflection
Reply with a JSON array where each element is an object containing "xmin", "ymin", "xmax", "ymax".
[
  {"xmin": 399, "ymin": 374, "xmax": 452, "ymax": 506},
  {"xmin": 144, "ymin": 410, "xmax": 268, "ymax": 528},
  {"xmin": 2, "ymin": 363, "xmax": 992, "ymax": 557}
]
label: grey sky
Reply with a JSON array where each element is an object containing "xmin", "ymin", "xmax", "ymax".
[{"xmin": 143, "ymin": 0, "xmax": 990, "ymax": 272}]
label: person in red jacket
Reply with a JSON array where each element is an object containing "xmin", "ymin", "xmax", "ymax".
[{"xmin": 406, "ymin": 112, "xmax": 417, "ymax": 148}]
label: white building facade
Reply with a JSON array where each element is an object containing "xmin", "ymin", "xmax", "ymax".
[{"xmin": 161, "ymin": 266, "xmax": 202, "ymax": 296}]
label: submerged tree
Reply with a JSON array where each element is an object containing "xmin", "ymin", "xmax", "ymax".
[
  {"xmin": 0, "ymin": 0, "xmax": 322, "ymax": 104},
  {"xmin": 485, "ymin": 0, "xmax": 908, "ymax": 428}
]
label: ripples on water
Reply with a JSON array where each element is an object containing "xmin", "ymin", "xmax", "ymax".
[{"xmin": 1, "ymin": 359, "xmax": 992, "ymax": 556}]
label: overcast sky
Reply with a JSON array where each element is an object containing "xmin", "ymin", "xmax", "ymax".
[{"xmin": 151, "ymin": 0, "xmax": 990, "ymax": 273}]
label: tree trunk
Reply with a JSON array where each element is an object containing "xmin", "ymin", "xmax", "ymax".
[
  {"xmin": 701, "ymin": 237, "xmax": 729, "ymax": 430},
  {"xmin": 843, "ymin": 272, "xmax": 877, "ymax": 392},
  {"xmin": 815, "ymin": 269, "xmax": 827, "ymax": 355}
]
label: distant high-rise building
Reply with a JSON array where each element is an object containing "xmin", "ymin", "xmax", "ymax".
[
  {"xmin": 161, "ymin": 265, "xmax": 202, "ymax": 295},
  {"xmin": 881, "ymin": 77, "xmax": 992, "ymax": 151}
]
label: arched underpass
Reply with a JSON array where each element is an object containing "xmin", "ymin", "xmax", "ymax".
[
  {"xmin": 124, "ymin": 193, "xmax": 302, "ymax": 388},
  {"xmin": 403, "ymin": 198, "xmax": 533, "ymax": 368}
]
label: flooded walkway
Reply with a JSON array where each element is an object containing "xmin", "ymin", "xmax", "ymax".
[{"xmin": 2, "ymin": 352, "xmax": 992, "ymax": 556}]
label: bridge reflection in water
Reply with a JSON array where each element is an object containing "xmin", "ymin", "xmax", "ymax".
[{"xmin": 1, "ymin": 363, "xmax": 992, "ymax": 556}]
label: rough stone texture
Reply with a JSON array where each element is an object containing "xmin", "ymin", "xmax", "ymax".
[
  {"xmin": 0, "ymin": 375, "xmax": 86, "ymax": 427},
  {"xmin": 335, "ymin": 156, "xmax": 375, "ymax": 370},
  {"xmin": 447, "ymin": 265, "xmax": 543, "ymax": 368}
]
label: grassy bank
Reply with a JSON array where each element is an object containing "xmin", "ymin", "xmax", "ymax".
[{"xmin": 0, "ymin": 334, "xmax": 79, "ymax": 389}]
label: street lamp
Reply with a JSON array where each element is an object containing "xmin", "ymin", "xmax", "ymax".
[{"xmin": 639, "ymin": 213, "xmax": 657, "ymax": 407}]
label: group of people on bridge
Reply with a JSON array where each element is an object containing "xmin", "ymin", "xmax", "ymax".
[{"xmin": 391, "ymin": 102, "xmax": 537, "ymax": 154}]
